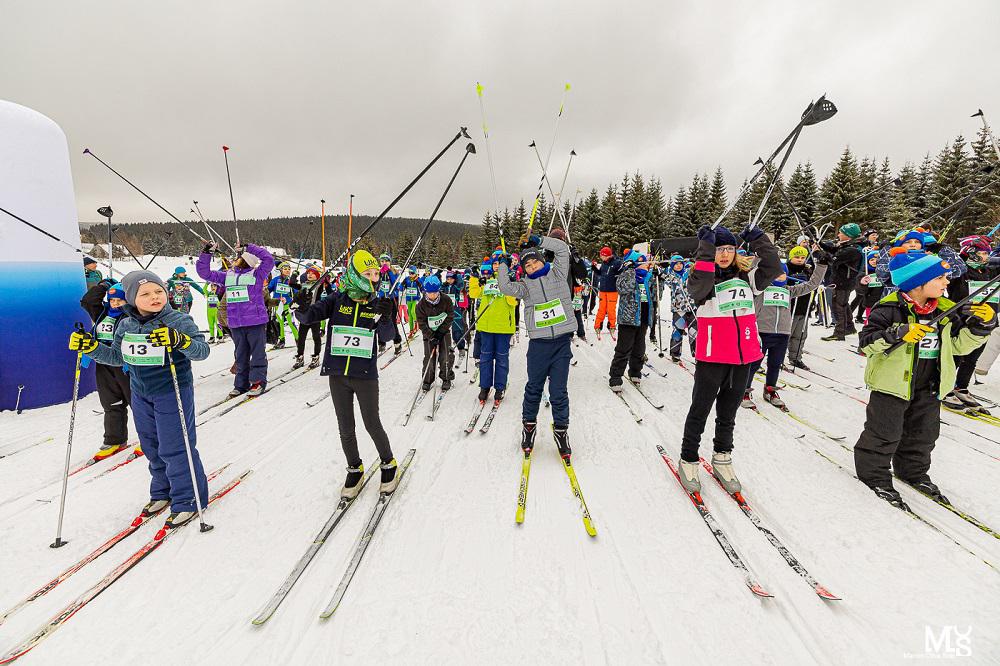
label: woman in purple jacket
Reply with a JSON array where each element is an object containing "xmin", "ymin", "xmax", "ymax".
[{"xmin": 197, "ymin": 242, "xmax": 275, "ymax": 397}]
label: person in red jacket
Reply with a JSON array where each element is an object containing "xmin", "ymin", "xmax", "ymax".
[{"xmin": 676, "ymin": 224, "xmax": 782, "ymax": 495}]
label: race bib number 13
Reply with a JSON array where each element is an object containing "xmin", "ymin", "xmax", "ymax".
[{"xmin": 120, "ymin": 332, "xmax": 165, "ymax": 366}]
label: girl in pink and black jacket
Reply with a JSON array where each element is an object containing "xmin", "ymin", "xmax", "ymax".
[{"xmin": 676, "ymin": 224, "xmax": 782, "ymax": 496}]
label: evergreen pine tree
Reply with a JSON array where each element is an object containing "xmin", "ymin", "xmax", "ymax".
[
  {"xmin": 707, "ymin": 167, "xmax": 728, "ymax": 223},
  {"xmin": 599, "ymin": 184, "xmax": 623, "ymax": 252},
  {"xmin": 819, "ymin": 147, "xmax": 863, "ymax": 231},
  {"xmin": 929, "ymin": 136, "xmax": 974, "ymax": 236},
  {"xmin": 787, "ymin": 162, "xmax": 819, "ymax": 231},
  {"xmin": 573, "ymin": 189, "xmax": 602, "ymax": 257}
]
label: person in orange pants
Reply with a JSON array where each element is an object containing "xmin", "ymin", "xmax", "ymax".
[{"xmin": 593, "ymin": 246, "xmax": 622, "ymax": 334}]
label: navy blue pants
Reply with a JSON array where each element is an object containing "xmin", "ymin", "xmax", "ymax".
[
  {"xmin": 479, "ymin": 332, "xmax": 512, "ymax": 391},
  {"xmin": 132, "ymin": 385, "xmax": 208, "ymax": 512},
  {"xmin": 746, "ymin": 332, "xmax": 790, "ymax": 390},
  {"xmin": 451, "ymin": 312, "xmax": 467, "ymax": 351},
  {"xmin": 523, "ymin": 333, "xmax": 573, "ymax": 426},
  {"xmin": 232, "ymin": 323, "xmax": 268, "ymax": 391}
]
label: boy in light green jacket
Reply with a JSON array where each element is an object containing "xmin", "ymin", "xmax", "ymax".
[{"xmin": 469, "ymin": 256, "xmax": 518, "ymax": 403}]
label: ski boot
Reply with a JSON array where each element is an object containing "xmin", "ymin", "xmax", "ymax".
[
  {"xmin": 458, "ymin": 348, "xmax": 467, "ymax": 362},
  {"xmin": 394, "ymin": 342, "xmax": 403, "ymax": 355},
  {"xmin": 740, "ymin": 389, "xmax": 756, "ymax": 410},
  {"xmin": 941, "ymin": 391, "xmax": 967, "ymax": 411},
  {"xmin": 163, "ymin": 511, "xmax": 197, "ymax": 529},
  {"xmin": 228, "ymin": 387, "xmax": 244, "ymax": 398},
  {"xmin": 478, "ymin": 387, "xmax": 491, "ymax": 402},
  {"xmin": 790, "ymin": 359, "xmax": 809, "ymax": 371},
  {"xmin": 905, "ymin": 479, "xmax": 950, "ymax": 505},
  {"xmin": 422, "ymin": 381, "xmax": 432, "ymax": 392},
  {"xmin": 520, "ymin": 421, "xmax": 537, "ymax": 453},
  {"xmin": 340, "ymin": 464, "xmax": 365, "ymax": 500},
  {"xmin": 292, "ymin": 355, "xmax": 305, "ymax": 370},
  {"xmin": 308, "ymin": 354, "xmax": 320, "ymax": 369},
  {"xmin": 763, "ymin": 386, "xmax": 787, "ymax": 410},
  {"xmin": 670, "ymin": 355, "xmax": 681, "ymax": 364},
  {"xmin": 273, "ymin": 339, "xmax": 285, "ymax": 350},
  {"xmin": 710, "ymin": 452, "xmax": 742, "ymax": 493},
  {"xmin": 493, "ymin": 388, "xmax": 505, "ymax": 401},
  {"xmin": 678, "ymin": 458, "xmax": 701, "ymax": 494},
  {"xmin": 628, "ymin": 375, "xmax": 641, "ymax": 388},
  {"xmin": 441, "ymin": 379, "xmax": 452, "ymax": 391},
  {"xmin": 953, "ymin": 389, "xmax": 984, "ymax": 411},
  {"xmin": 821, "ymin": 333, "xmax": 846, "ymax": 342},
  {"xmin": 610, "ymin": 380, "xmax": 623, "ymax": 394},
  {"xmin": 870, "ymin": 485, "xmax": 909, "ymax": 511},
  {"xmin": 139, "ymin": 499, "xmax": 170, "ymax": 518},
  {"xmin": 247, "ymin": 382, "xmax": 265, "ymax": 397},
  {"xmin": 553, "ymin": 426, "xmax": 571, "ymax": 459},
  {"xmin": 379, "ymin": 458, "xmax": 400, "ymax": 494},
  {"xmin": 378, "ymin": 342, "xmax": 387, "ymax": 355},
  {"xmin": 208, "ymin": 336, "xmax": 217, "ymax": 343},
  {"xmin": 94, "ymin": 443, "xmax": 126, "ymax": 461}
]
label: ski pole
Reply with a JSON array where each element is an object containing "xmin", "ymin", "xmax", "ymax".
[
  {"xmin": 51, "ymin": 323, "xmax": 86, "ymax": 548},
  {"xmin": 883, "ymin": 272, "xmax": 1000, "ymax": 356},
  {"xmin": 110, "ymin": 227, "xmax": 146, "ymax": 267},
  {"xmin": 97, "ymin": 206, "xmax": 114, "ymax": 276},
  {"xmin": 163, "ymin": 335, "xmax": 212, "ymax": 533},
  {"xmin": 0, "ymin": 206, "xmax": 127, "ymax": 279},
  {"xmin": 221, "ymin": 146, "xmax": 240, "ymax": 247},
  {"xmin": 325, "ymin": 128, "xmax": 471, "ymax": 275},
  {"xmin": 564, "ymin": 188, "xmax": 582, "ymax": 242},
  {"xmin": 525, "ymin": 84, "xmax": 572, "ymax": 233},
  {"xmin": 972, "ymin": 109, "xmax": 1000, "ymax": 162},
  {"xmin": 475, "ymin": 82, "xmax": 506, "ymax": 254},
  {"xmin": 15, "ymin": 385, "xmax": 24, "ymax": 414},
  {"xmin": 542, "ymin": 149, "xmax": 576, "ymax": 232},
  {"xmin": 191, "ymin": 200, "xmax": 231, "ymax": 249},
  {"xmin": 83, "ymin": 149, "xmax": 237, "ymax": 253},
  {"xmin": 655, "ymin": 267, "xmax": 665, "ymax": 357}
]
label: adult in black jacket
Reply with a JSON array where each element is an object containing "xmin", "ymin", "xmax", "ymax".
[
  {"xmin": 819, "ymin": 223, "xmax": 865, "ymax": 340},
  {"xmin": 294, "ymin": 250, "xmax": 401, "ymax": 496},
  {"xmin": 80, "ymin": 280, "xmax": 133, "ymax": 457}
]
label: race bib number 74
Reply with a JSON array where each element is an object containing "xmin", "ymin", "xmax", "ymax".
[{"xmin": 715, "ymin": 278, "xmax": 753, "ymax": 313}]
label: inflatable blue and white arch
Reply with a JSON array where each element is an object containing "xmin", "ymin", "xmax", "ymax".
[{"xmin": 0, "ymin": 99, "xmax": 96, "ymax": 411}]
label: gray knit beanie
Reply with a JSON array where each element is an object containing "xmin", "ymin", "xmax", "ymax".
[{"xmin": 121, "ymin": 270, "xmax": 168, "ymax": 305}]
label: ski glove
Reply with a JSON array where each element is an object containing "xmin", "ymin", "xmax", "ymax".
[
  {"xmin": 147, "ymin": 326, "xmax": 191, "ymax": 350},
  {"xmin": 495, "ymin": 254, "xmax": 512, "ymax": 269},
  {"xmin": 68, "ymin": 330, "xmax": 98, "ymax": 353},
  {"xmin": 373, "ymin": 297, "xmax": 394, "ymax": 319},
  {"xmin": 740, "ymin": 225, "xmax": 765, "ymax": 243},
  {"xmin": 519, "ymin": 233, "xmax": 541, "ymax": 249},
  {"xmin": 812, "ymin": 249, "xmax": 831, "ymax": 265},
  {"xmin": 696, "ymin": 225, "xmax": 716, "ymax": 244},
  {"xmin": 97, "ymin": 278, "xmax": 119, "ymax": 290},
  {"xmin": 887, "ymin": 322, "xmax": 933, "ymax": 345},
  {"xmin": 202, "ymin": 241, "xmax": 219, "ymax": 254},
  {"xmin": 961, "ymin": 302, "xmax": 996, "ymax": 324}
]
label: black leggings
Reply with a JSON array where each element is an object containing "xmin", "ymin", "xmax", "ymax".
[
  {"xmin": 296, "ymin": 322, "xmax": 323, "ymax": 356},
  {"xmin": 609, "ymin": 324, "xmax": 646, "ymax": 385},
  {"xmin": 328, "ymin": 375, "xmax": 393, "ymax": 467},
  {"xmin": 955, "ymin": 344, "xmax": 986, "ymax": 391},
  {"xmin": 681, "ymin": 361, "xmax": 752, "ymax": 463}
]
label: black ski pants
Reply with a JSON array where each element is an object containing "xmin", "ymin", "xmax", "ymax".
[
  {"xmin": 855, "ymin": 388, "xmax": 940, "ymax": 488},
  {"xmin": 422, "ymin": 335, "xmax": 452, "ymax": 383},
  {"xmin": 96, "ymin": 364, "xmax": 131, "ymax": 447},
  {"xmin": 328, "ymin": 375, "xmax": 393, "ymax": 467},
  {"xmin": 680, "ymin": 361, "xmax": 752, "ymax": 463},
  {"xmin": 955, "ymin": 344, "xmax": 986, "ymax": 391},
  {"xmin": 832, "ymin": 287, "xmax": 857, "ymax": 337},
  {"xmin": 296, "ymin": 322, "xmax": 323, "ymax": 357},
  {"xmin": 609, "ymin": 324, "xmax": 646, "ymax": 386}
]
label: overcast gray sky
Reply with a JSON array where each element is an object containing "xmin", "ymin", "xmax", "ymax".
[{"xmin": 4, "ymin": 0, "xmax": 999, "ymax": 229}]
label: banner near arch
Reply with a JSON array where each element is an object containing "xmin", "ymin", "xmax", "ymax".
[{"xmin": 0, "ymin": 99, "xmax": 95, "ymax": 410}]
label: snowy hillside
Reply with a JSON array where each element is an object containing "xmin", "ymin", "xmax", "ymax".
[{"xmin": 1, "ymin": 258, "xmax": 999, "ymax": 664}]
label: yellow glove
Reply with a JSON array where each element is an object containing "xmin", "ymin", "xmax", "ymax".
[
  {"xmin": 898, "ymin": 323, "xmax": 933, "ymax": 344},
  {"xmin": 147, "ymin": 326, "xmax": 191, "ymax": 350},
  {"xmin": 68, "ymin": 330, "xmax": 98, "ymax": 353},
  {"xmin": 968, "ymin": 303, "xmax": 995, "ymax": 324}
]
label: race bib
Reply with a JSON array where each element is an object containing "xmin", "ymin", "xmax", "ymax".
[
  {"xmin": 918, "ymin": 330, "xmax": 940, "ymax": 360},
  {"xmin": 572, "ymin": 294, "xmax": 583, "ymax": 311},
  {"xmin": 405, "ymin": 287, "xmax": 419, "ymax": 297},
  {"xmin": 867, "ymin": 274, "xmax": 882, "ymax": 288},
  {"xmin": 95, "ymin": 319, "xmax": 116, "ymax": 342},
  {"xmin": 120, "ymin": 332, "xmax": 165, "ymax": 366},
  {"xmin": 763, "ymin": 286, "xmax": 790, "ymax": 308},
  {"xmin": 482, "ymin": 281, "xmax": 501, "ymax": 297},
  {"xmin": 207, "ymin": 293, "xmax": 219, "ymax": 306},
  {"xmin": 379, "ymin": 280, "xmax": 390, "ymax": 294},
  {"xmin": 329, "ymin": 325, "xmax": 374, "ymax": 358},
  {"xmin": 226, "ymin": 285, "xmax": 249, "ymax": 303},
  {"xmin": 428, "ymin": 312, "xmax": 448, "ymax": 331},
  {"xmin": 275, "ymin": 283, "xmax": 291, "ymax": 295},
  {"xmin": 639, "ymin": 284, "xmax": 648, "ymax": 303},
  {"xmin": 969, "ymin": 280, "xmax": 1000, "ymax": 304},
  {"xmin": 715, "ymin": 279, "xmax": 754, "ymax": 313},
  {"xmin": 172, "ymin": 293, "xmax": 185, "ymax": 304},
  {"xmin": 533, "ymin": 299, "xmax": 567, "ymax": 328}
]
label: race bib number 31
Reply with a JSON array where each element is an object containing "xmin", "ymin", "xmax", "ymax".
[
  {"xmin": 329, "ymin": 326, "xmax": 374, "ymax": 358},
  {"xmin": 121, "ymin": 332, "xmax": 165, "ymax": 366},
  {"xmin": 533, "ymin": 299, "xmax": 567, "ymax": 328},
  {"xmin": 715, "ymin": 279, "xmax": 753, "ymax": 313},
  {"xmin": 763, "ymin": 286, "xmax": 790, "ymax": 308}
]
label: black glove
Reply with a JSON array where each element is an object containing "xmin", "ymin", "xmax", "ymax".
[
  {"xmin": 741, "ymin": 225, "xmax": 765, "ymax": 243},
  {"xmin": 202, "ymin": 241, "xmax": 219, "ymax": 254},
  {"xmin": 97, "ymin": 278, "xmax": 118, "ymax": 290},
  {"xmin": 147, "ymin": 326, "xmax": 192, "ymax": 350},
  {"xmin": 431, "ymin": 328, "xmax": 446, "ymax": 342},
  {"xmin": 374, "ymin": 297, "xmax": 394, "ymax": 319},
  {"xmin": 812, "ymin": 249, "xmax": 831, "ymax": 265},
  {"xmin": 697, "ymin": 225, "xmax": 715, "ymax": 243},
  {"xmin": 496, "ymin": 254, "xmax": 512, "ymax": 268}
]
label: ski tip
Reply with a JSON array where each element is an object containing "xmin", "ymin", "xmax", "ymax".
[
  {"xmin": 153, "ymin": 527, "xmax": 167, "ymax": 541},
  {"xmin": 749, "ymin": 583, "xmax": 774, "ymax": 598},
  {"xmin": 815, "ymin": 585, "xmax": 841, "ymax": 601},
  {"xmin": 130, "ymin": 516, "xmax": 143, "ymax": 527}
]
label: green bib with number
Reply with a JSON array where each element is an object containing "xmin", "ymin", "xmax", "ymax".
[
  {"xmin": 533, "ymin": 298, "xmax": 567, "ymax": 328},
  {"xmin": 715, "ymin": 278, "xmax": 754, "ymax": 313},
  {"xmin": 120, "ymin": 332, "xmax": 165, "ymax": 366},
  {"xmin": 763, "ymin": 286, "xmax": 790, "ymax": 308},
  {"xmin": 428, "ymin": 312, "xmax": 448, "ymax": 331},
  {"xmin": 405, "ymin": 287, "xmax": 419, "ymax": 297},
  {"xmin": 969, "ymin": 280, "xmax": 1000, "ymax": 304},
  {"xmin": 572, "ymin": 294, "xmax": 583, "ymax": 310},
  {"xmin": 95, "ymin": 318, "xmax": 116, "ymax": 342},
  {"xmin": 639, "ymin": 284, "xmax": 649, "ymax": 303},
  {"xmin": 207, "ymin": 293, "xmax": 219, "ymax": 306},
  {"xmin": 867, "ymin": 274, "xmax": 882, "ymax": 288},
  {"xmin": 482, "ymin": 281, "xmax": 501, "ymax": 297},
  {"xmin": 225, "ymin": 271, "xmax": 255, "ymax": 303},
  {"xmin": 275, "ymin": 283, "xmax": 291, "ymax": 295},
  {"xmin": 918, "ymin": 330, "xmax": 940, "ymax": 360},
  {"xmin": 329, "ymin": 326, "xmax": 375, "ymax": 358}
]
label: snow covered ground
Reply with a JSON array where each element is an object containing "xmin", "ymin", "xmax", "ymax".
[{"xmin": 1, "ymin": 257, "xmax": 999, "ymax": 664}]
